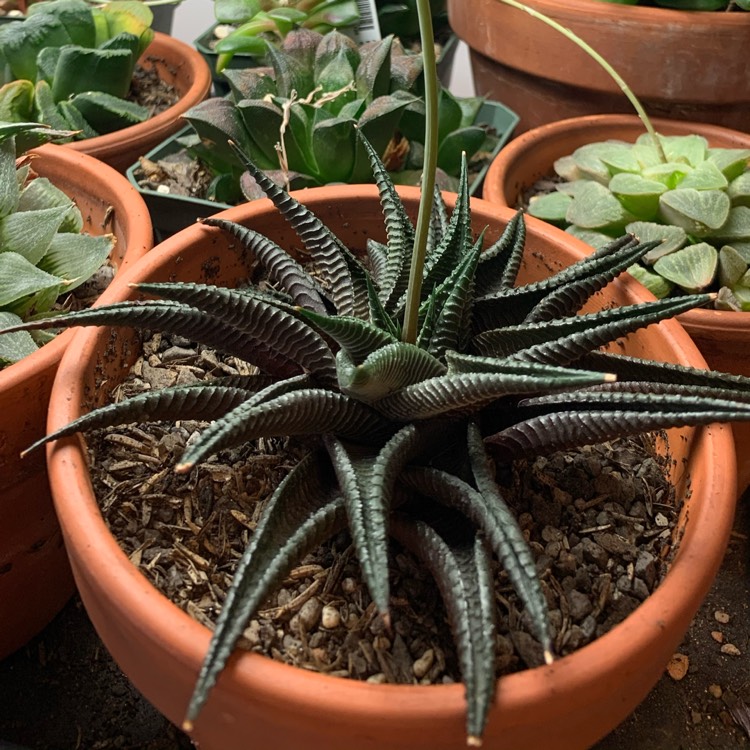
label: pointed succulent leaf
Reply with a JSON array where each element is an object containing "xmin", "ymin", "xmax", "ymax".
[
  {"xmin": 390, "ymin": 510, "xmax": 495, "ymax": 745},
  {"xmin": 229, "ymin": 141, "xmax": 370, "ymax": 318},
  {"xmin": 355, "ymin": 36, "xmax": 393, "ymax": 102},
  {"xmin": 653, "ymin": 243, "xmax": 718, "ymax": 293},
  {"xmin": 375, "ymin": 368, "xmax": 613, "ymax": 421},
  {"xmin": 336, "ymin": 341, "xmax": 446, "ymax": 401},
  {"xmin": 475, "ymin": 209, "xmax": 526, "ymax": 296},
  {"xmin": 296, "ymin": 306, "xmax": 397, "ymax": 364},
  {"xmin": 23, "ymin": 377, "xmax": 272, "ymax": 456},
  {"xmin": 325, "ymin": 424, "xmax": 424, "ymax": 616},
  {"xmin": 176, "ymin": 388, "xmax": 393, "ymax": 472},
  {"xmin": 486, "ymin": 391, "xmax": 750, "ymax": 462},
  {"xmin": 185, "ymin": 449, "xmax": 347, "ymax": 727},
  {"xmin": 365, "ymin": 276, "xmax": 400, "ymax": 338},
  {"xmin": 475, "ymin": 294, "xmax": 714, "ymax": 365},
  {"xmin": 67, "ymin": 91, "xmax": 148, "ymax": 135},
  {"xmin": 201, "ymin": 218, "xmax": 328, "ymax": 313},
  {"xmin": 626, "ymin": 222, "xmax": 687, "ymax": 264},
  {"xmin": 133, "ymin": 282, "xmax": 337, "ymax": 383},
  {"xmin": 0, "ymin": 206, "xmax": 70, "ymax": 264}
]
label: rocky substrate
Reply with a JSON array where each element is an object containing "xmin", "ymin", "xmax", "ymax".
[{"xmin": 87, "ymin": 332, "xmax": 680, "ymax": 686}]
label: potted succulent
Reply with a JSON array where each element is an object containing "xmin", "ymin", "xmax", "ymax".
[
  {"xmin": 0, "ymin": 122, "xmax": 153, "ymax": 660},
  {"xmin": 7, "ymin": 0, "xmax": 750, "ymax": 734},
  {"xmin": 447, "ymin": 0, "xmax": 750, "ymax": 133},
  {"xmin": 128, "ymin": 29, "xmax": 517, "ymax": 237},
  {"xmin": 0, "ymin": 0, "xmax": 211, "ymax": 171}
]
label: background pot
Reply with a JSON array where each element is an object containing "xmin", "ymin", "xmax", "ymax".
[
  {"xmin": 65, "ymin": 32, "xmax": 211, "ymax": 173},
  {"xmin": 126, "ymin": 99, "xmax": 519, "ymax": 240},
  {"xmin": 483, "ymin": 113, "xmax": 750, "ymax": 495},
  {"xmin": 45, "ymin": 185, "xmax": 736, "ymax": 749},
  {"xmin": 447, "ymin": 0, "xmax": 750, "ymax": 134},
  {"xmin": 0, "ymin": 145, "xmax": 153, "ymax": 661}
]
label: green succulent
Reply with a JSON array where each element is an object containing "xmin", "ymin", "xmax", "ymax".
[
  {"xmin": 526, "ymin": 132, "xmax": 750, "ymax": 310},
  {"xmin": 183, "ymin": 29, "xmax": 494, "ymax": 201},
  {"xmin": 0, "ymin": 121, "xmax": 115, "ymax": 367},
  {"xmin": 210, "ymin": 0, "xmax": 360, "ymax": 72},
  {"xmin": 596, "ymin": 0, "xmax": 749, "ymax": 9},
  {"xmin": 375, "ymin": 0, "xmax": 448, "ymax": 38},
  {"xmin": 0, "ymin": 0, "xmax": 155, "ymax": 138},
  {"xmin": 11, "ymin": 133, "xmax": 750, "ymax": 741}
]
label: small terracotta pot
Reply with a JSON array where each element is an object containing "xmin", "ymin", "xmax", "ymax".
[
  {"xmin": 448, "ymin": 0, "xmax": 750, "ymax": 133},
  {"xmin": 0, "ymin": 145, "xmax": 153, "ymax": 660},
  {"xmin": 65, "ymin": 32, "xmax": 211, "ymax": 173},
  {"xmin": 484, "ymin": 113, "xmax": 750, "ymax": 495},
  {"xmin": 46, "ymin": 185, "xmax": 737, "ymax": 748}
]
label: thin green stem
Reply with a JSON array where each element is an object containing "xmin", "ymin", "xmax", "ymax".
[
  {"xmin": 498, "ymin": 0, "xmax": 668, "ymax": 163},
  {"xmin": 401, "ymin": 0, "xmax": 439, "ymax": 344}
]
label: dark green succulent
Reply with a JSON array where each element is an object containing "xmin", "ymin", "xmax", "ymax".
[
  {"xmin": 0, "ymin": 0, "xmax": 155, "ymax": 138},
  {"xmin": 526, "ymin": 133, "xmax": 750, "ymax": 310},
  {"xmin": 183, "ymin": 28, "xmax": 494, "ymax": 202},
  {"xmin": 210, "ymin": 0, "xmax": 360, "ymax": 72},
  {"xmin": 11, "ymin": 133, "xmax": 750, "ymax": 742}
]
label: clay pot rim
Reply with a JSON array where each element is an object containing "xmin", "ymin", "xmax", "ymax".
[
  {"xmin": 63, "ymin": 33, "xmax": 211, "ymax": 162},
  {"xmin": 0, "ymin": 144, "xmax": 153, "ymax": 394},
  {"xmin": 496, "ymin": 0, "xmax": 750, "ymax": 24},
  {"xmin": 47, "ymin": 185, "xmax": 736, "ymax": 726},
  {"xmin": 484, "ymin": 113, "xmax": 750, "ymax": 336}
]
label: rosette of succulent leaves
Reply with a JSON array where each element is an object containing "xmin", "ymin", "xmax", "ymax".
[
  {"xmin": 599, "ymin": 0, "xmax": 748, "ymax": 8},
  {"xmin": 11, "ymin": 132, "xmax": 750, "ymax": 743},
  {"xmin": 0, "ymin": 0, "xmax": 154, "ymax": 138},
  {"xmin": 0, "ymin": 121, "xmax": 115, "ymax": 367},
  {"xmin": 210, "ymin": 0, "xmax": 361, "ymax": 72},
  {"xmin": 183, "ymin": 28, "xmax": 493, "ymax": 202},
  {"xmin": 527, "ymin": 133, "xmax": 750, "ymax": 310}
]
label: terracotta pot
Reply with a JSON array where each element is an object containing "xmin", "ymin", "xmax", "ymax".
[
  {"xmin": 484, "ymin": 113, "xmax": 750, "ymax": 495},
  {"xmin": 64, "ymin": 32, "xmax": 211, "ymax": 173},
  {"xmin": 447, "ymin": 0, "xmax": 750, "ymax": 134},
  {"xmin": 0, "ymin": 145, "xmax": 153, "ymax": 661},
  {"xmin": 44, "ymin": 185, "xmax": 737, "ymax": 748}
]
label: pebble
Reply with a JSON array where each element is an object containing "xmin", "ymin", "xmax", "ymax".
[
  {"xmin": 666, "ymin": 653, "xmax": 689, "ymax": 680},
  {"xmin": 720, "ymin": 643, "xmax": 741, "ymax": 656},
  {"xmin": 413, "ymin": 649, "xmax": 435, "ymax": 679},
  {"xmin": 341, "ymin": 577, "xmax": 358, "ymax": 594},
  {"xmin": 567, "ymin": 589, "xmax": 593, "ymax": 621},
  {"xmin": 711, "ymin": 630, "xmax": 724, "ymax": 643},
  {"xmin": 634, "ymin": 551, "xmax": 657, "ymax": 588},
  {"xmin": 714, "ymin": 609, "xmax": 731, "ymax": 624},
  {"xmin": 298, "ymin": 597, "xmax": 322, "ymax": 630},
  {"xmin": 366, "ymin": 673, "xmax": 387, "ymax": 684},
  {"xmin": 321, "ymin": 605, "xmax": 341, "ymax": 629},
  {"xmin": 708, "ymin": 684, "xmax": 723, "ymax": 699}
]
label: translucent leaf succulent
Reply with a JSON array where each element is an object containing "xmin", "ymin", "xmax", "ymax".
[
  {"xmin": 183, "ymin": 28, "xmax": 494, "ymax": 201},
  {"xmin": 211, "ymin": 0, "xmax": 360, "ymax": 72},
  {"xmin": 11, "ymin": 134, "xmax": 750, "ymax": 742},
  {"xmin": 527, "ymin": 132, "xmax": 750, "ymax": 310},
  {"xmin": 0, "ymin": 0, "xmax": 154, "ymax": 138},
  {"xmin": 0, "ymin": 121, "xmax": 115, "ymax": 367}
]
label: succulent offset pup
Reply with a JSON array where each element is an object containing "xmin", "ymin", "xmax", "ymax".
[{"xmin": 10, "ymin": 132, "xmax": 750, "ymax": 743}]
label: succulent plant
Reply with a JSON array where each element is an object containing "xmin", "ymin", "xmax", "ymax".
[
  {"xmin": 526, "ymin": 133, "xmax": 750, "ymax": 310},
  {"xmin": 0, "ymin": 0, "xmax": 155, "ymax": 138},
  {"xmin": 183, "ymin": 29, "xmax": 494, "ymax": 201},
  {"xmin": 10, "ymin": 132, "xmax": 750, "ymax": 741},
  {"xmin": 0, "ymin": 121, "xmax": 115, "ymax": 367},
  {"xmin": 596, "ymin": 0, "xmax": 749, "ymax": 9},
  {"xmin": 210, "ymin": 0, "xmax": 360, "ymax": 72}
]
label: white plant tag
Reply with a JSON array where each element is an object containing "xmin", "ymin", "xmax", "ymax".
[{"xmin": 351, "ymin": 0, "xmax": 382, "ymax": 42}]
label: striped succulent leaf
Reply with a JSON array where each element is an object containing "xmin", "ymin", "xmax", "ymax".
[{"xmin": 11, "ymin": 130, "xmax": 750, "ymax": 744}]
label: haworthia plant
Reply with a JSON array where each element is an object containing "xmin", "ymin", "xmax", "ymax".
[
  {"xmin": 0, "ymin": 0, "xmax": 155, "ymax": 138},
  {"xmin": 210, "ymin": 0, "xmax": 361, "ymax": 72},
  {"xmin": 182, "ymin": 28, "xmax": 494, "ymax": 203},
  {"xmin": 526, "ymin": 132, "xmax": 750, "ymax": 310},
  {"xmin": 0, "ymin": 121, "xmax": 115, "ymax": 367},
  {"xmin": 10, "ymin": 134, "xmax": 750, "ymax": 742}
]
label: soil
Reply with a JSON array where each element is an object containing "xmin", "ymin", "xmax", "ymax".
[{"xmin": 0, "ymin": 489, "xmax": 748, "ymax": 749}]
